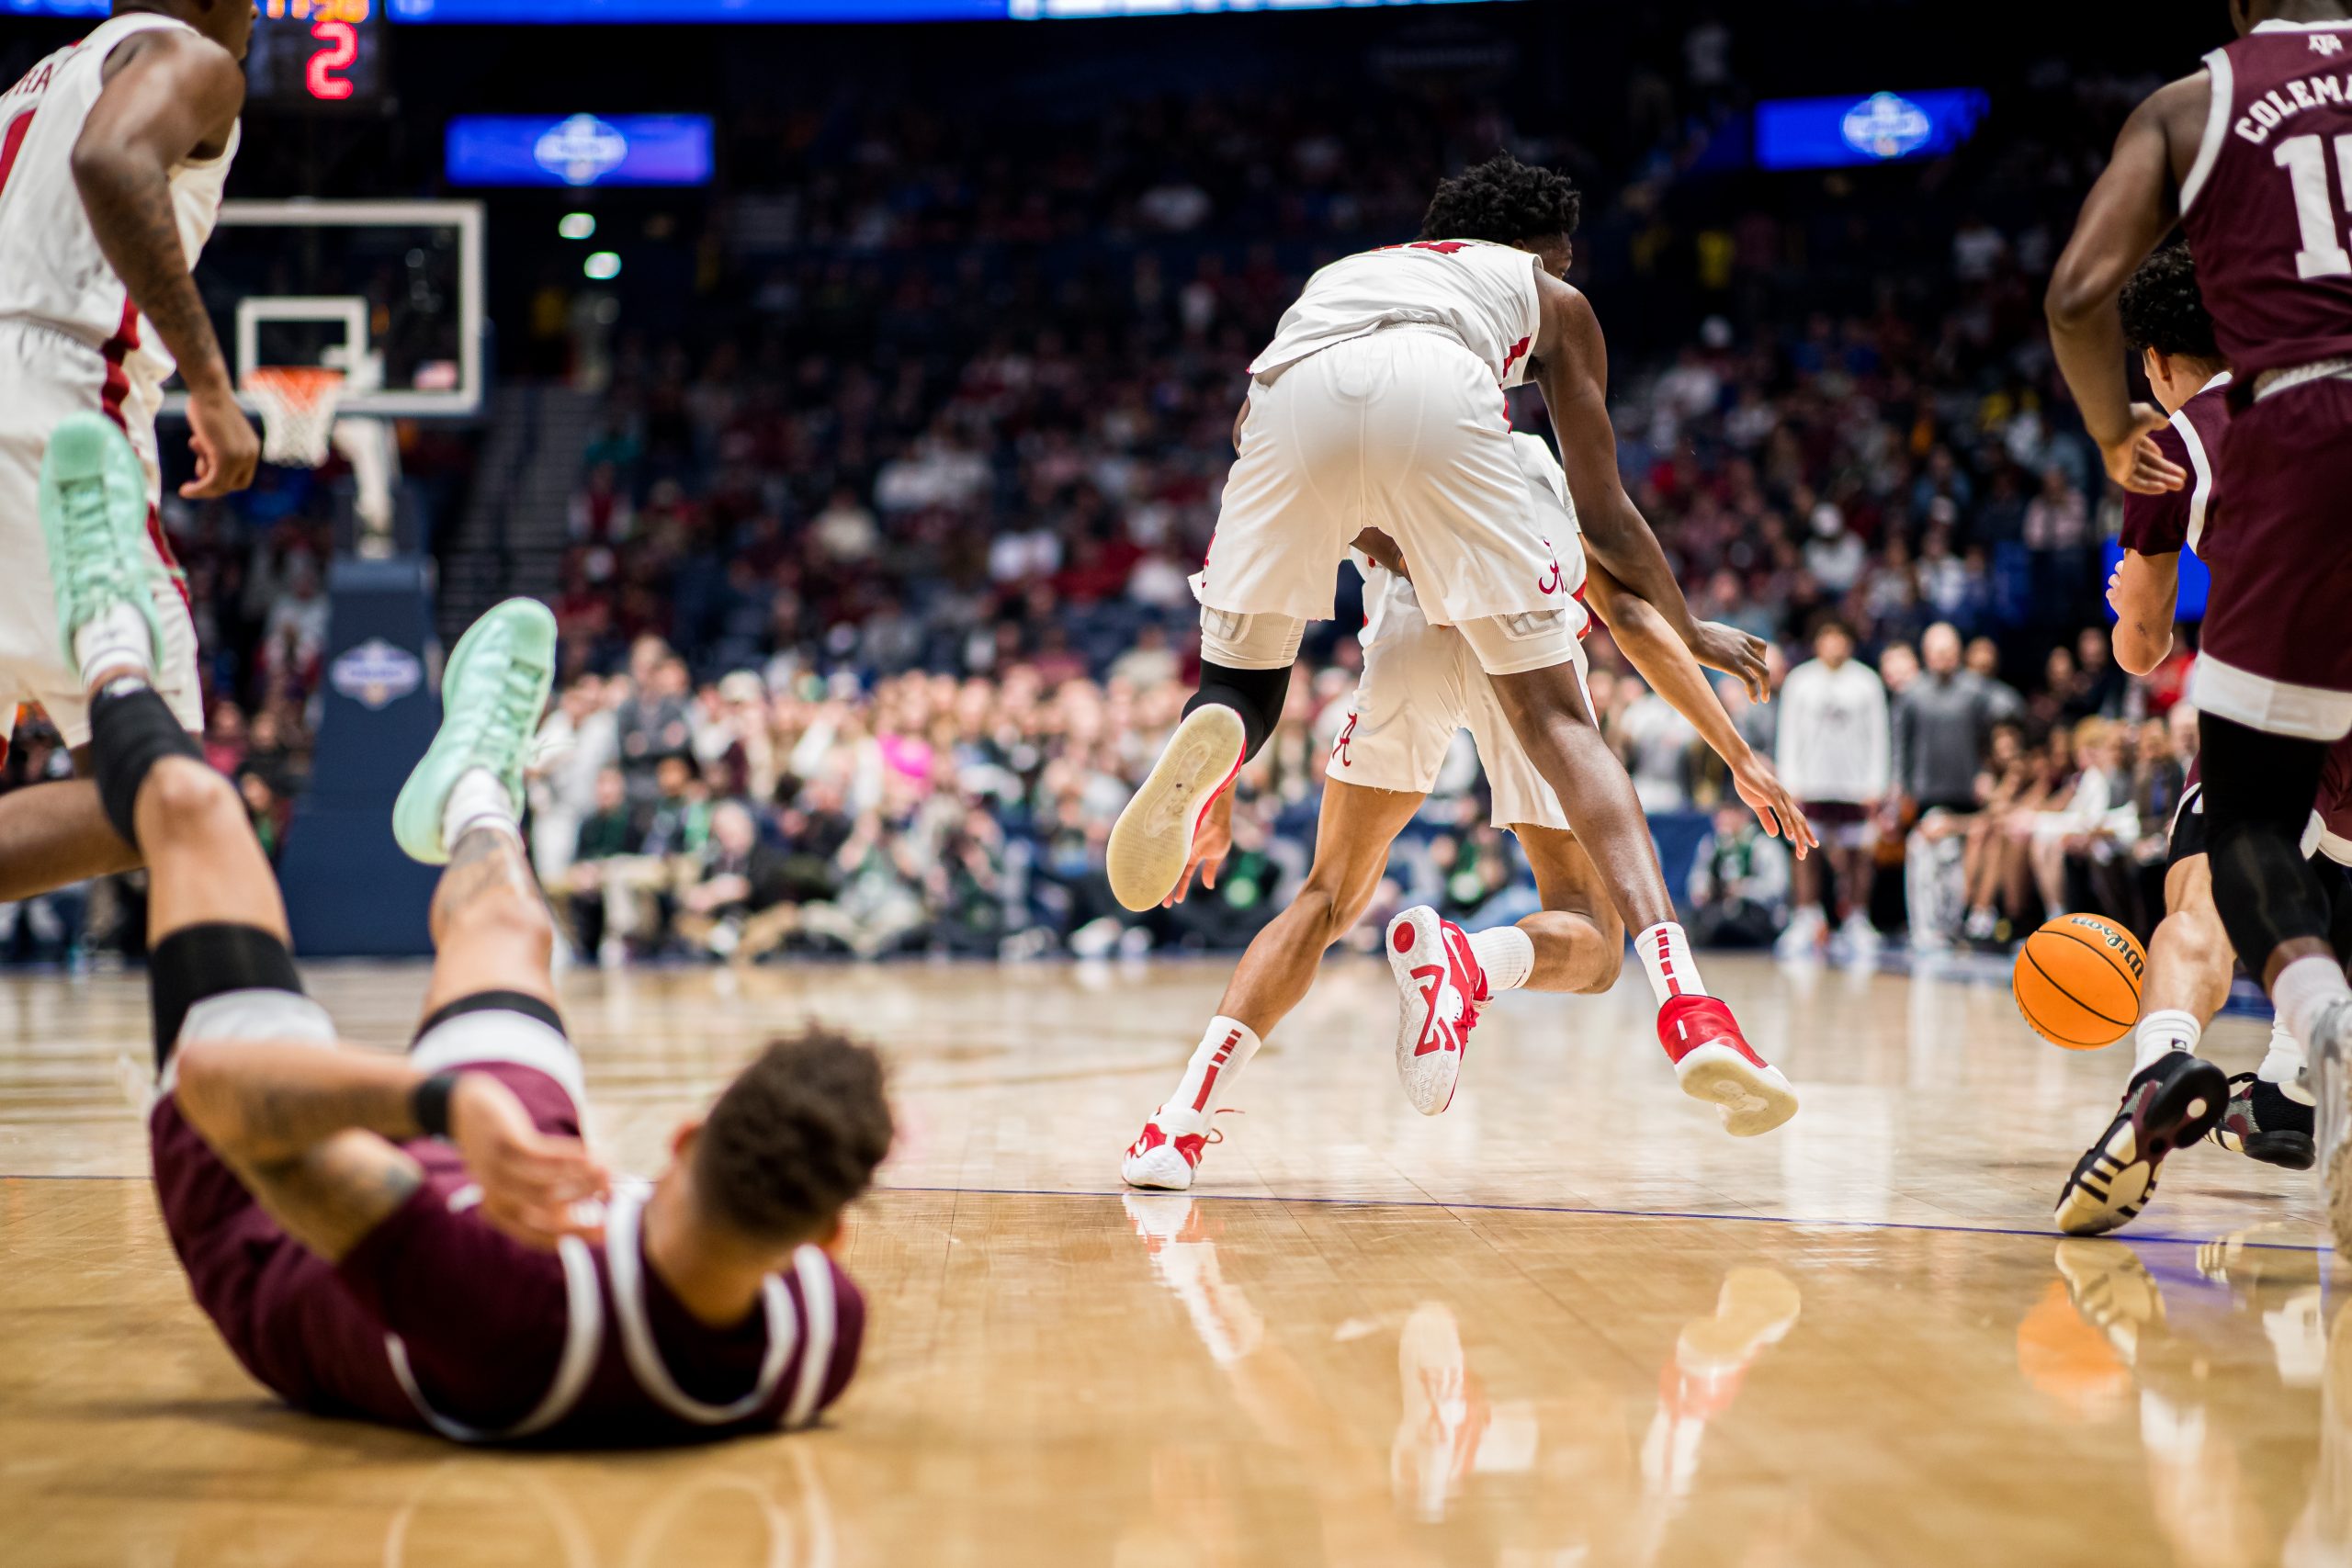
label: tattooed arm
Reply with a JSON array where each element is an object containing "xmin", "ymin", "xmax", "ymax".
[
  {"xmin": 174, "ymin": 1040, "xmax": 606, "ymax": 1259},
  {"xmin": 71, "ymin": 28, "xmax": 258, "ymax": 499}
]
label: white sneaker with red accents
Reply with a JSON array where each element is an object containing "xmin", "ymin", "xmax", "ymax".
[
  {"xmin": 1657, "ymin": 995, "xmax": 1798, "ymax": 1136},
  {"xmin": 1386, "ymin": 906, "xmax": 1490, "ymax": 1115},
  {"xmin": 1122, "ymin": 1104, "xmax": 1216, "ymax": 1190}
]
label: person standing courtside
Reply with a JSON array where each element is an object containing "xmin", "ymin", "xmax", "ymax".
[
  {"xmin": 1892, "ymin": 624, "xmax": 2000, "ymax": 948},
  {"xmin": 1774, "ymin": 616, "xmax": 1889, "ymax": 961}
]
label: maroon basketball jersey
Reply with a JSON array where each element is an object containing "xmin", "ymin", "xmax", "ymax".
[
  {"xmin": 2119, "ymin": 375, "xmax": 2233, "ymax": 555},
  {"xmin": 2179, "ymin": 18, "xmax": 2352, "ymax": 377},
  {"xmin": 333, "ymin": 1149, "xmax": 866, "ymax": 1446}
]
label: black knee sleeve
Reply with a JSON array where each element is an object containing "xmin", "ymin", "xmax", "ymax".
[
  {"xmin": 2200, "ymin": 714, "xmax": 2335, "ymax": 974},
  {"xmin": 413, "ymin": 988, "xmax": 568, "ymax": 1044},
  {"xmin": 89, "ymin": 682, "xmax": 204, "ymax": 849},
  {"xmin": 1186, "ymin": 660, "xmax": 1290, "ymax": 762},
  {"xmin": 149, "ymin": 922, "xmax": 302, "ymax": 1070}
]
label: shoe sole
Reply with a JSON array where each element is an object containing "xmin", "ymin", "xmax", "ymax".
[
  {"xmin": 1677, "ymin": 1046, "xmax": 1798, "ymax": 1137},
  {"xmin": 1387, "ymin": 908, "xmax": 1465, "ymax": 1116},
  {"xmin": 2053, "ymin": 1059, "xmax": 2227, "ymax": 1237},
  {"xmin": 1122, "ymin": 1145, "xmax": 1196, "ymax": 1191},
  {"xmin": 2243, "ymin": 1131, "xmax": 2317, "ymax": 1170},
  {"xmin": 1106, "ymin": 705, "xmax": 1245, "ymax": 913}
]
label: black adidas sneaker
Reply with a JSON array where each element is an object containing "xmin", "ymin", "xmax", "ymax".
[
  {"xmin": 2208, "ymin": 1071, "xmax": 2317, "ymax": 1170},
  {"xmin": 2053, "ymin": 1052, "xmax": 2230, "ymax": 1237}
]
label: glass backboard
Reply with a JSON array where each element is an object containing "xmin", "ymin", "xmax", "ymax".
[{"xmin": 164, "ymin": 199, "xmax": 485, "ymax": 421}]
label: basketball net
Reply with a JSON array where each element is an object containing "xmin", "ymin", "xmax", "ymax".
[{"xmin": 244, "ymin": 365, "xmax": 345, "ymax": 468}]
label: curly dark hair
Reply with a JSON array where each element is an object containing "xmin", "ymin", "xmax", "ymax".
[
  {"xmin": 1419, "ymin": 152, "xmax": 1582, "ymax": 244},
  {"xmin": 2118, "ymin": 244, "xmax": 2220, "ymax": 363},
  {"xmin": 694, "ymin": 1026, "xmax": 893, "ymax": 1246}
]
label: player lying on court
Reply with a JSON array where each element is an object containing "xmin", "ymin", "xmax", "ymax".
[
  {"xmin": 0, "ymin": 1, "xmax": 262, "ymax": 904},
  {"xmin": 44, "ymin": 425, "xmax": 888, "ymax": 1443},
  {"xmin": 2046, "ymin": 0, "xmax": 2352, "ymax": 1248},
  {"xmin": 1122, "ymin": 434, "xmax": 1812, "ymax": 1190},
  {"xmin": 2054, "ymin": 245, "xmax": 2352, "ymax": 1236},
  {"xmin": 1106, "ymin": 152, "xmax": 1790, "ymax": 1105}
]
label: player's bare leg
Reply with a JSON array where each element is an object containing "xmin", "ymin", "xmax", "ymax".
[
  {"xmin": 388, "ymin": 599, "xmax": 569, "ymax": 1088},
  {"xmin": 0, "ymin": 763, "xmax": 138, "ymax": 902},
  {"xmin": 1485, "ymin": 656, "xmax": 1796, "ymax": 1135},
  {"xmin": 1123, "ymin": 779, "xmax": 1421, "ymax": 1190},
  {"xmin": 1514, "ymin": 826, "xmax": 1627, "ymax": 993},
  {"xmin": 420, "ymin": 828, "xmax": 558, "ymax": 1019}
]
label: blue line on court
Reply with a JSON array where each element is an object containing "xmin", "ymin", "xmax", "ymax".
[{"xmin": 881, "ymin": 1181, "xmax": 2334, "ymax": 1254}]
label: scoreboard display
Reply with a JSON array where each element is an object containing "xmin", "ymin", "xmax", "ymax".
[
  {"xmin": 0, "ymin": 0, "xmax": 386, "ymax": 106},
  {"xmin": 247, "ymin": 0, "xmax": 388, "ymax": 107}
]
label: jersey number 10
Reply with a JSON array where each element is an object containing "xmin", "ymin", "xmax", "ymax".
[{"xmin": 2278, "ymin": 132, "xmax": 2352, "ymax": 278}]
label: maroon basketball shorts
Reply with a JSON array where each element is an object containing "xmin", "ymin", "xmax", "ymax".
[{"xmin": 2194, "ymin": 376, "xmax": 2352, "ymax": 741}]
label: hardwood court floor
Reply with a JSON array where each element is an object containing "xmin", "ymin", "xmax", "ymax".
[{"xmin": 1, "ymin": 953, "xmax": 2345, "ymax": 1566}]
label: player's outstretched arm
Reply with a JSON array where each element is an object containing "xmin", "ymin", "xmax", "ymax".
[
  {"xmin": 175, "ymin": 1039, "xmax": 607, "ymax": 1258},
  {"xmin": 71, "ymin": 29, "xmax": 258, "ymax": 499},
  {"xmin": 2047, "ymin": 78, "xmax": 2201, "ymax": 495},
  {"xmin": 1529, "ymin": 281, "xmax": 1766, "ymax": 699},
  {"xmin": 1585, "ymin": 561, "xmax": 1813, "ymax": 857},
  {"xmin": 2106, "ymin": 548, "xmax": 2181, "ymax": 676}
]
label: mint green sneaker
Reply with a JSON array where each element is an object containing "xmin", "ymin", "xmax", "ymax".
[
  {"xmin": 391, "ymin": 597, "xmax": 558, "ymax": 865},
  {"xmin": 38, "ymin": 413, "xmax": 164, "ymax": 670}
]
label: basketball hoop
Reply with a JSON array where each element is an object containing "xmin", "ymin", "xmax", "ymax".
[{"xmin": 244, "ymin": 365, "xmax": 345, "ymax": 468}]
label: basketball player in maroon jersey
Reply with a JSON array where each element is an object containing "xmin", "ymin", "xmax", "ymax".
[
  {"xmin": 64, "ymin": 573, "xmax": 888, "ymax": 1436},
  {"xmin": 2057, "ymin": 246, "xmax": 2328, "ymax": 1235},
  {"xmin": 2048, "ymin": 1, "xmax": 2352, "ymax": 1250}
]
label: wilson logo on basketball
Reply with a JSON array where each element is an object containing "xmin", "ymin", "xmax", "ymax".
[{"xmin": 2064, "ymin": 915, "xmax": 2145, "ymax": 980}]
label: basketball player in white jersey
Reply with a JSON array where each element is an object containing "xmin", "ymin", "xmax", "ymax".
[
  {"xmin": 0, "ymin": 0, "xmax": 260, "ymax": 899},
  {"xmin": 1109, "ymin": 154, "xmax": 1789, "ymax": 1149},
  {"xmin": 1123, "ymin": 434, "xmax": 1808, "ymax": 1190}
]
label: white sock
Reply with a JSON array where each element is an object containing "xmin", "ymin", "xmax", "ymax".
[
  {"xmin": 2259, "ymin": 1017, "xmax": 2315, "ymax": 1105},
  {"xmin": 1636, "ymin": 921, "xmax": 1709, "ymax": 1004},
  {"xmin": 1468, "ymin": 925, "xmax": 1534, "ymax": 994},
  {"xmin": 442, "ymin": 766, "xmax": 519, "ymax": 850},
  {"xmin": 2132, "ymin": 1008, "xmax": 2201, "ymax": 1075},
  {"xmin": 74, "ymin": 602, "xmax": 152, "ymax": 689},
  {"xmin": 2273, "ymin": 954, "xmax": 2352, "ymax": 1063},
  {"xmin": 1165, "ymin": 1015, "xmax": 1261, "ymax": 1122}
]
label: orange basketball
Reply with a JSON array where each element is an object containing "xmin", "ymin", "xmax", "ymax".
[{"xmin": 2012, "ymin": 914, "xmax": 2147, "ymax": 1050}]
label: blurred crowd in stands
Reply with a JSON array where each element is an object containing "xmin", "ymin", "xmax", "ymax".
[{"xmin": 0, "ymin": 12, "xmax": 2210, "ymax": 967}]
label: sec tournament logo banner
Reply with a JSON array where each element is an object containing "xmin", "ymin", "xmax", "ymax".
[{"xmin": 331, "ymin": 638, "xmax": 424, "ymax": 710}]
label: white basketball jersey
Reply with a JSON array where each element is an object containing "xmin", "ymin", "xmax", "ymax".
[
  {"xmin": 1249, "ymin": 239, "xmax": 1544, "ymax": 389},
  {"xmin": 0, "ymin": 14, "xmax": 240, "ymax": 402}
]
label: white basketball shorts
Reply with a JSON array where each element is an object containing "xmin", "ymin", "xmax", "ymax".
[
  {"xmin": 1327, "ymin": 574, "xmax": 1591, "ymax": 833},
  {"xmin": 0, "ymin": 321, "xmax": 199, "ymax": 748},
  {"xmin": 1201, "ymin": 325, "xmax": 1571, "ymax": 630}
]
